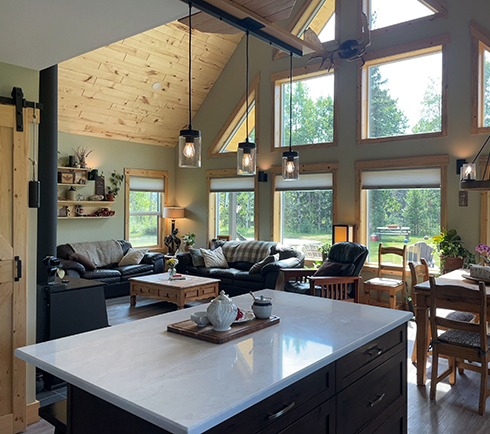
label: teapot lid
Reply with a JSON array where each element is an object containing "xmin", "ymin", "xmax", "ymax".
[{"xmin": 212, "ymin": 290, "xmax": 233, "ymax": 304}]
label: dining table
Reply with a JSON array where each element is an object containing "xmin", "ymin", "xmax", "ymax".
[{"xmin": 413, "ymin": 268, "xmax": 490, "ymax": 386}]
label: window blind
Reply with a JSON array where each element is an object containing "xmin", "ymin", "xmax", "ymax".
[
  {"xmin": 210, "ymin": 176, "xmax": 255, "ymax": 193},
  {"xmin": 275, "ymin": 173, "xmax": 333, "ymax": 191},
  {"xmin": 362, "ymin": 168, "xmax": 441, "ymax": 189},
  {"xmin": 129, "ymin": 176, "xmax": 165, "ymax": 192}
]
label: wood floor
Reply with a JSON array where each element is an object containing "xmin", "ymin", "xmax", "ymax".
[{"xmin": 20, "ymin": 297, "xmax": 490, "ymax": 434}]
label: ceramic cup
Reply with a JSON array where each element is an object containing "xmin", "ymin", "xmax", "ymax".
[
  {"xmin": 252, "ymin": 296, "xmax": 273, "ymax": 319},
  {"xmin": 190, "ymin": 311, "xmax": 210, "ymax": 327}
]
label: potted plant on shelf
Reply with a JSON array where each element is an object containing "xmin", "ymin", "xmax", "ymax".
[
  {"xmin": 73, "ymin": 146, "xmax": 93, "ymax": 168},
  {"xmin": 106, "ymin": 170, "xmax": 124, "ymax": 202},
  {"xmin": 182, "ymin": 232, "xmax": 196, "ymax": 252},
  {"xmin": 432, "ymin": 229, "xmax": 473, "ymax": 273}
]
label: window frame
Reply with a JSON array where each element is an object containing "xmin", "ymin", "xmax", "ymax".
[
  {"xmin": 208, "ymin": 73, "xmax": 260, "ymax": 158},
  {"xmin": 271, "ymin": 63, "xmax": 339, "ymax": 152},
  {"xmin": 471, "ymin": 21, "xmax": 490, "ymax": 135},
  {"xmin": 206, "ymin": 169, "xmax": 259, "ymax": 243},
  {"xmin": 270, "ymin": 162, "xmax": 339, "ymax": 244},
  {"xmin": 357, "ymin": 34, "xmax": 449, "ymax": 145},
  {"xmin": 355, "ymin": 155, "xmax": 448, "ymax": 269},
  {"xmin": 124, "ymin": 168, "xmax": 168, "ymax": 251},
  {"xmin": 360, "ymin": 0, "xmax": 447, "ymax": 36}
]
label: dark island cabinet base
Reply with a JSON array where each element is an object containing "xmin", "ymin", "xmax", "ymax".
[{"xmin": 67, "ymin": 325, "xmax": 407, "ymax": 434}]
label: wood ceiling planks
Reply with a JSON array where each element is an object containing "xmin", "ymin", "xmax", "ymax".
[{"xmin": 58, "ymin": 21, "xmax": 242, "ymax": 147}]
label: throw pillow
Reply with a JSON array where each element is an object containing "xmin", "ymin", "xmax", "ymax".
[
  {"xmin": 313, "ymin": 261, "xmax": 343, "ymax": 276},
  {"xmin": 118, "ymin": 248, "xmax": 148, "ymax": 266},
  {"xmin": 249, "ymin": 254, "xmax": 279, "ymax": 274},
  {"xmin": 68, "ymin": 253, "xmax": 97, "ymax": 271},
  {"xmin": 189, "ymin": 248, "xmax": 205, "ymax": 267},
  {"xmin": 200, "ymin": 247, "xmax": 229, "ymax": 268}
]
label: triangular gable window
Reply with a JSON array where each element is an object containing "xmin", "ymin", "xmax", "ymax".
[
  {"xmin": 301, "ymin": 1, "xmax": 336, "ymax": 43},
  {"xmin": 365, "ymin": 0, "xmax": 447, "ymax": 32},
  {"xmin": 208, "ymin": 73, "xmax": 259, "ymax": 157}
]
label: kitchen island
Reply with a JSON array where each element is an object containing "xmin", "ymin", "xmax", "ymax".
[{"xmin": 16, "ymin": 290, "xmax": 412, "ymax": 434}]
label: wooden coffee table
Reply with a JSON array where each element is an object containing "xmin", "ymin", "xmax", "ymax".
[{"xmin": 129, "ymin": 274, "xmax": 220, "ymax": 309}]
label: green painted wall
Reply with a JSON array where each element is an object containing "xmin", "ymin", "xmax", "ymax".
[
  {"xmin": 0, "ymin": 61, "xmax": 39, "ymax": 404},
  {"xmin": 57, "ymin": 132, "xmax": 176, "ymax": 244},
  {"xmin": 177, "ymin": 0, "xmax": 490, "ymax": 257}
]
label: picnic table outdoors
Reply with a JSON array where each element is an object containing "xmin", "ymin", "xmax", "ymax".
[{"xmin": 376, "ymin": 226, "xmax": 411, "ymax": 241}]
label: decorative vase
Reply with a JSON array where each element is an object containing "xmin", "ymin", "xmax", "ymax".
[
  {"xmin": 206, "ymin": 291, "xmax": 237, "ymax": 332},
  {"xmin": 168, "ymin": 267, "xmax": 176, "ymax": 278},
  {"xmin": 441, "ymin": 256, "xmax": 464, "ymax": 274}
]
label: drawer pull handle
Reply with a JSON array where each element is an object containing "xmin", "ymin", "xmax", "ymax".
[
  {"xmin": 369, "ymin": 393, "xmax": 385, "ymax": 407},
  {"xmin": 268, "ymin": 402, "xmax": 296, "ymax": 421},
  {"xmin": 364, "ymin": 346, "xmax": 383, "ymax": 357}
]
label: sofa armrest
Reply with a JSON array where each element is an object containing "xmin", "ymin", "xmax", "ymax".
[
  {"xmin": 175, "ymin": 252, "xmax": 192, "ymax": 273},
  {"xmin": 261, "ymin": 257, "xmax": 302, "ymax": 275},
  {"xmin": 58, "ymin": 258, "xmax": 85, "ymax": 275},
  {"xmin": 142, "ymin": 252, "xmax": 165, "ymax": 273}
]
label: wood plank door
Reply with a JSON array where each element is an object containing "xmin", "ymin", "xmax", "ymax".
[{"xmin": 0, "ymin": 103, "xmax": 31, "ymax": 433}]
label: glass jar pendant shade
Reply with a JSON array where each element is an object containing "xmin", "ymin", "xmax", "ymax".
[
  {"xmin": 179, "ymin": 2, "xmax": 201, "ymax": 168},
  {"xmin": 237, "ymin": 31, "xmax": 256, "ymax": 175},
  {"xmin": 282, "ymin": 53, "xmax": 299, "ymax": 180},
  {"xmin": 179, "ymin": 128, "xmax": 201, "ymax": 167}
]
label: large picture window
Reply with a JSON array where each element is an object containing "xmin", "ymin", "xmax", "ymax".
[
  {"xmin": 271, "ymin": 164, "xmax": 338, "ymax": 260},
  {"xmin": 355, "ymin": 156, "xmax": 448, "ymax": 268},
  {"xmin": 124, "ymin": 169, "xmax": 168, "ymax": 249},
  {"xmin": 359, "ymin": 35, "xmax": 448, "ymax": 144},
  {"xmin": 207, "ymin": 171, "xmax": 258, "ymax": 241},
  {"xmin": 471, "ymin": 22, "xmax": 490, "ymax": 134},
  {"xmin": 273, "ymin": 67, "xmax": 337, "ymax": 150}
]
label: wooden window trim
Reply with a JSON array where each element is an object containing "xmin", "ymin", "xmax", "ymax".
[
  {"xmin": 359, "ymin": 0, "xmax": 447, "ymax": 37},
  {"xmin": 479, "ymin": 156, "xmax": 490, "ymax": 244},
  {"xmin": 208, "ymin": 73, "xmax": 260, "ymax": 158},
  {"xmin": 357, "ymin": 34, "xmax": 450, "ymax": 145},
  {"xmin": 124, "ymin": 168, "xmax": 168, "ymax": 251},
  {"xmin": 271, "ymin": 62, "xmax": 339, "ymax": 152},
  {"xmin": 272, "ymin": 0, "xmax": 341, "ymax": 61},
  {"xmin": 206, "ymin": 169, "xmax": 259, "ymax": 243},
  {"xmin": 471, "ymin": 21, "xmax": 490, "ymax": 135},
  {"xmin": 269, "ymin": 162, "xmax": 339, "ymax": 242},
  {"xmin": 354, "ymin": 155, "xmax": 449, "ymax": 255}
]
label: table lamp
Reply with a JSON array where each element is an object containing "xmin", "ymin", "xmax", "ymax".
[{"xmin": 163, "ymin": 207, "xmax": 185, "ymax": 233}]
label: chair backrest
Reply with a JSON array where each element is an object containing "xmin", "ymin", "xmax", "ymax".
[
  {"xmin": 377, "ymin": 243, "xmax": 407, "ymax": 282},
  {"xmin": 409, "ymin": 259, "xmax": 429, "ymax": 293},
  {"xmin": 429, "ymin": 275, "xmax": 488, "ymax": 353},
  {"xmin": 328, "ymin": 242, "xmax": 369, "ymax": 277}
]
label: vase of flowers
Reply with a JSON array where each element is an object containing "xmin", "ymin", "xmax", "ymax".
[
  {"xmin": 476, "ymin": 244, "xmax": 490, "ymax": 265},
  {"xmin": 167, "ymin": 258, "xmax": 178, "ymax": 278},
  {"xmin": 182, "ymin": 232, "xmax": 196, "ymax": 252}
]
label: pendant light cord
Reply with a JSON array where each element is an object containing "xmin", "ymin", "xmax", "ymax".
[
  {"xmin": 245, "ymin": 30, "xmax": 249, "ymax": 143},
  {"xmin": 188, "ymin": 2, "xmax": 193, "ymax": 129},
  {"xmin": 289, "ymin": 52, "xmax": 293, "ymax": 152}
]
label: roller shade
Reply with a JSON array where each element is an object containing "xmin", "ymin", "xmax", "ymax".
[
  {"xmin": 210, "ymin": 177, "xmax": 255, "ymax": 193},
  {"xmin": 129, "ymin": 176, "xmax": 165, "ymax": 192},
  {"xmin": 362, "ymin": 168, "xmax": 441, "ymax": 189},
  {"xmin": 275, "ymin": 173, "xmax": 332, "ymax": 191}
]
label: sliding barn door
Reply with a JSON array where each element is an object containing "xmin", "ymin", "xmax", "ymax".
[{"xmin": 0, "ymin": 103, "xmax": 30, "ymax": 433}]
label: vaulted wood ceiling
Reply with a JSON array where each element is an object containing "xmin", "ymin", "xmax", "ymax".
[{"xmin": 58, "ymin": 21, "xmax": 242, "ymax": 147}]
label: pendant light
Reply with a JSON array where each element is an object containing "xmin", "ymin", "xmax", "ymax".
[
  {"xmin": 282, "ymin": 52, "xmax": 299, "ymax": 180},
  {"xmin": 179, "ymin": 2, "xmax": 201, "ymax": 168},
  {"xmin": 237, "ymin": 31, "xmax": 256, "ymax": 176}
]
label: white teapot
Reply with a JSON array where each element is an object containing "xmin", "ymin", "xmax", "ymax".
[{"xmin": 206, "ymin": 291, "xmax": 237, "ymax": 332}]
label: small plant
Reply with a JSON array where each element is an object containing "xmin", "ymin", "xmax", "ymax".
[
  {"xmin": 432, "ymin": 229, "xmax": 471, "ymax": 259},
  {"xmin": 106, "ymin": 170, "xmax": 124, "ymax": 196},
  {"xmin": 182, "ymin": 232, "xmax": 196, "ymax": 247},
  {"xmin": 476, "ymin": 244, "xmax": 490, "ymax": 265},
  {"xmin": 73, "ymin": 146, "xmax": 93, "ymax": 167},
  {"xmin": 318, "ymin": 242, "xmax": 332, "ymax": 261}
]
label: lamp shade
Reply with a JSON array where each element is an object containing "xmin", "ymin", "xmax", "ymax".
[
  {"xmin": 282, "ymin": 151, "xmax": 299, "ymax": 180},
  {"xmin": 333, "ymin": 224, "xmax": 355, "ymax": 244},
  {"xmin": 237, "ymin": 141, "xmax": 256, "ymax": 175},
  {"xmin": 179, "ymin": 129, "xmax": 201, "ymax": 168},
  {"xmin": 163, "ymin": 207, "xmax": 185, "ymax": 219}
]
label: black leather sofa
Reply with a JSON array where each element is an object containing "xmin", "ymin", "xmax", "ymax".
[
  {"xmin": 176, "ymin": 240, "xmax": 304, "ymax": 297},
  {"xmin": 57, "ymin": 240, "xmax": 165, "ymax": 298}
]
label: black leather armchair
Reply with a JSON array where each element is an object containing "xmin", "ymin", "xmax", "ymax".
[{"xmin": 281, "ymin": 242, "xmax": 369, "ymax": 302}]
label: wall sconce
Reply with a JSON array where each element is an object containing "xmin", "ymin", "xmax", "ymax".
[
  {"xmin": 332, "ymin": 224, "xmax": 355, "ymax": 244},
  {"xmin": 258, "ymin": 170, "xmax": 268, "ymax": 182}
]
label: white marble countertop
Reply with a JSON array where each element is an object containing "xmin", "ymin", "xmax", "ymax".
[{"xmin": 16, "ymin": 290, "xmax": 412, "ymax": 434}]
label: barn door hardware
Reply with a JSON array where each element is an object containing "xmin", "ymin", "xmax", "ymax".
[{"xmin": 0, "ymin": 87, "xmax": 43, "ymax": 132}]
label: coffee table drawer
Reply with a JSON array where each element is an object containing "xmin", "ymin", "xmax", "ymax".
[
  {"xmin": 158, "ymin": 289, "xmax": 178, "ymax": 301},
  {"xmin": 131, "ymin": 285, "xmax": 156, "ymax": 296},
  {"xmin": 185, "ymin": 284, "xmax": 217, "ymax": 300}
]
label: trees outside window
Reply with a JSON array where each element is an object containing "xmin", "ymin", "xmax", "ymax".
[{"xmin": 216, "ymin": 192, "xmax": 255, "ymax": 240}]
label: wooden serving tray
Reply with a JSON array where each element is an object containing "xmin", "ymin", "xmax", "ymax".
[{"xmin": 167, "ymin": 315, "xmax": 280, "ymax": 344}]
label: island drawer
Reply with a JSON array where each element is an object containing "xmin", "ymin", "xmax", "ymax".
[
  {"xmin": 205, "ymin": 363, "xmax": 335, "ymax": 434},
  {"xmin": 336, "ymin": 349, "xmax": 406, "ymax": 434},
  {"xmin": 336, "ymin": 324, "xmax": 406, "ymax": 390}
]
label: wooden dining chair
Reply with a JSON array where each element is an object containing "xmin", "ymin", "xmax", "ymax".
[
  {"xmin": 364, "ymin": 244, "xmax": 407, "ymax": 309},
  {"xmin": 429, "ymin": 276, "xmax": 490, "ymax": 415},
  {"xmin": 409, "ymin": 260, "xmax": 475, "ymax": 365}
]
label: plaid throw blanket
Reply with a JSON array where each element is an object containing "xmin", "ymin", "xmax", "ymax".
[
  {"xmin": 222, "ymin": 241, "xmax": 277, "ymax": 263},
  {"xmin": 68, "ymin": 239, "xmax": 124, "ymax": 267}
]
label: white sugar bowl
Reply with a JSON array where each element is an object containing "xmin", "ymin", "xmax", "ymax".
[
  {"xmin": 252, "ymin": 295, "xmax": 273, "ymax": 319},
  {"xmin": 206, "ymin": 290, "xmax": 238, "ymax": 332}
]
